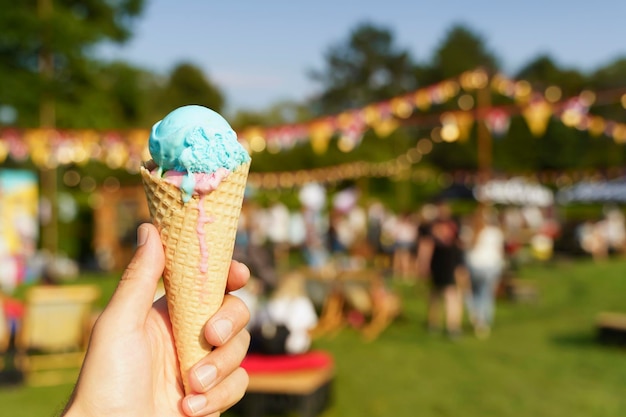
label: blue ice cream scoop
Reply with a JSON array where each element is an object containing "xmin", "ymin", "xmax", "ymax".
[{"xmin": 149, "ymin": 105, "xmax": 250, "ymax": 201}]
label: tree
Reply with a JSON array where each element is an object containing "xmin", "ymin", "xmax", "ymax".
[
  {"xmin": 0, "ymin": 0, "xmax": 145, "ymax": 128},
  {"xmin": 231, "ymin": 100, "xmax": 313, "ymax": 131},
  {"xmin": 588, "ymin": 58, "xmax": 626, "ymax": 124},
  {"xmin": 515, "ymin": 55, "xmax": 586, "ymax": 97},
  {"xmin": 512, "ymin": 56, "xmax": 626, "ymax": 171},
  {"xmin": 589, "ymin": 58, "xmax": 626, "ymax": 91},
  {"xmin": 423, "ymin": 24, "xmax": 500, "ymax": 83},
  {"xmin": 97, "ymin": 61, "xmax": 161, "ymax": 128},
  {"xmin": 152, "ymin": 63, "xmax": 225, "ymax": 118},
  {"xmin": 308, "ymin": 22, "xmax": 418, "ymax": 115}
]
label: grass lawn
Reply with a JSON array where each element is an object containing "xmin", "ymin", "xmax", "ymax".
[{"xmin": 1, "ymin": 258, "xmax": 625, "ymax": 417}]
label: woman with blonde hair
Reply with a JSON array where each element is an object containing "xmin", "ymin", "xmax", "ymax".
[{"xmin": 464, "ymin": 205, "xmax": 506, "ymax": 339}]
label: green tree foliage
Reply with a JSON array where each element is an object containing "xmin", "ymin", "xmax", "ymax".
[
  {"xmin": 414, "ymin": 25, "xmax": 501, "ymax": 170},
  {"xmin": 3, "ymin": 7, "xmax": 626, "ymax": 179},
  {"xmin": 492, "ymin": 117, "xmax": 540, "ymax": 171},
  {"xmin": 422, "ymin": 24, "xmax": 500, "ymax": 83},
  {"xmin": 308, "ymin": 22, "xmax": 418, "ymax": 115},
  {"xmin": 589, "ymin": 58, "xmax": 626, "ymax": 90},
  {"xmin": 515, "ymin": 55, "xmax": 586, "ymax": 96},
  {"xmin": 98, "ymin": 61, "xmax": 159, "ymax": 128},
  {"xmin": 588, "ymin": 59, "xmax": 626, "ymax": 123},
  {"xmin": 0, "ymin": 1, "xmax": 226, "ymax": 130},
  {"xmin": 511, "ymin": 56, "xmax": 626, "ymax": 171},
  {"xmin": 0, "ymin": 0, "xmax": 145, "ymax": 128},
  {"xmin": 151, "ymin": 63, "xmax": 225, "ymax": 118},
  {"xmin": 231, "ymin": 100, "xmax": 313, "ymax": 130}
]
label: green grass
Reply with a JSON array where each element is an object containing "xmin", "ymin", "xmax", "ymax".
[
  {"xmin": 2, "ymin": 258, "xmax": 626, "ymax": 417},
  {"xmin": 301, "ymin": 258, "xmax": 626, "ymax": 417}
]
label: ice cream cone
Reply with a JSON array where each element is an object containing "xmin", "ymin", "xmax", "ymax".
[{"xmin": 140, "ymin": 161, "xmax": 250, "ymax": 393}]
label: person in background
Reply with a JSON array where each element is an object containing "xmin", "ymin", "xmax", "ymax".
[
  {"xmin": 392, "ymin": 211, "xmax": 418, "ymax": 281},
  {"xmin": 328, "ymin": 208, "xmax": 348, "ymax": 256},
  {"xmin": 463, "ymin": 205, "xmax": 506, "ymax": 339},
  {"xmin": 234, "ymin": 200, "xmax": 278, "ymax": 291},
  {"xmin": 62, "ymin": 223, "xmax": 251, "ymax": 417},
  {"xmin": 266, "ymin": 201, "xmax": 292, "ymax": 270},
  {"xmin": 366, "ymin": 201, "xmax": 387, "ymax": 268},
  {"xmin": 302, "ymin": 205, "xmax": 330, "ymax": 270},
  {"xmin": 603, "ymin": 206, "xmax": 626, "ymax": 255},
  {"xmin": 249, "ymin": 271, "xmax": 318, "ymax": 355},
  {"xmin": 416, "ymin": 201, "xmax": 465, "ymax": 339}
]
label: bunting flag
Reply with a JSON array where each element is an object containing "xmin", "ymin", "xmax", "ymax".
[
  {"xmin": 438, "ymin": 111, "xmax": 475, "ymax": 142},
  {"xmin": 585, "ymin": 115, "xmax": 606, "ymax": 137},
  {"xmin": 309, "ymin": 118, "xmax": 334, "ymax": 155},
  {"xmin": 371, "ymin": 117, "xmax": 399, "ymax": 138},
  {"xmin": 522, "ymin": 96, "xmax": 553, "ymax": 137},
  {"xmin": 612, "ymin": 123, "xmax": 626, "ymax": 144},
  {"xmin": 455, "ymin": 111, "xmax": 474, "ymax": 142},
  {"xmin": 560, "ymin": 96, "xmax": 590, "ymax": 127},
  {"xmin": 484, "ymin": 108, "xmax": 511, "ymax": 138},
  {"xmin": 440, "ymin": 113, "xmax": 461, "ymax": 142},
  {"xmin": 0, "ymin": 127, "xmax": 150, "ymax": 171},
  {"xmin": 1, "ymin": 69, "xmax": 625, "ymax": 174},
  {"xmin": 390, "ymin": 95, "xmax": 414, "ymax": 119},
  {"xmin": 238, "ymin": 70, "xmax": 480, "ymax": 150},
  {"xmin": 413, "ymin": 89, "xmax": 432, "ymax": 111},
  {"xmin": 337, "ymin": 110, "xmax": 366, "ymax": 152}
]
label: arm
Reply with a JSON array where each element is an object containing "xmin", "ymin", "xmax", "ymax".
[
  {"xmin": 63, "ymin": 223, "xmax": 251, "ymax": 417},
  {"xmin": 416, "ymin": 236, "xmax": 434, "ymax": 279}
]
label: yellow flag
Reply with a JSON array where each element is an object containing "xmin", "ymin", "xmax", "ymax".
[
  {"xmin": 310, "ymin": 119, "xmax": 334, "ymax": 154},
  {"xmin": 522, "ymin": 100, "xmax": 552, "ymax": 137}
]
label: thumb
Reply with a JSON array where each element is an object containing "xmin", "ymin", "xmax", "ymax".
[{"xmin": 103, "ymin": 223, "xmax": 165, "ymax": 329}]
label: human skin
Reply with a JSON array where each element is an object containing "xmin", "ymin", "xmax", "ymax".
[{"xmin": 62, "ymin": 223, "xmax": 251, "ymax": 417}]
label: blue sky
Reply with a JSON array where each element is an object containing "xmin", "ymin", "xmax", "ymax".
[{"xmin": 98, "ymin": 0, "xmax": 626, "ymax": 115}]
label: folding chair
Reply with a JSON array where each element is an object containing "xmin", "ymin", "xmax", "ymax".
[{"xmin": 15, "ymin": 284, "xmax": 100, "ymax": 386}]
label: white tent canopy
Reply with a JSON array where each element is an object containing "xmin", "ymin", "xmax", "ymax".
[
  {"xmin": 556, "ymin": 177, "xmax": 626, "ymax": 204},
  {"xmin": 474, "ymin": 177, "xmax": 554, "ymax": 207}
]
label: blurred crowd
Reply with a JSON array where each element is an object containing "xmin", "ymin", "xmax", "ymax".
[
  {"xmin": 228, "ymin": 183, "xmax": 626, "ymax": 346},
  {"xmin": 576, "ymin": 207, "xmax": 626, "ymax": 261},
  {"xmin": 3, "ymin": 181, "xmax": 625, "ymax": 358}
]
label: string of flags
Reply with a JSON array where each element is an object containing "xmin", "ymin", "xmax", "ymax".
[{"xmin": 0, "ymin": 69, "xmax": 625, "ymax": 175}]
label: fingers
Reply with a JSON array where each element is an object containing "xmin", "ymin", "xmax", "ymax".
[
  {"xmin": 183, "ymin": 328, "xmax": 250, "ymax": 416},
  {"xmin": 180, "ymin": 278, "xmax": 251, "ymax": 415},
  {"xmin": 225, "ymin": 260, "xmax": 250, "ymax": 293},
  {"xmin": 102, "ymin": 223, "xmax": 165, "ymax": 329},
  {"xmin": 183, "ymin": 367, "xmax": 249, "ymax": 416},
  {"xmin": 189, "ymin": 329, "xmax": 250, "ymax": 393},
  {"xmin": 204, "ymin": 294, "xmax": 251, "ymax": 347}
]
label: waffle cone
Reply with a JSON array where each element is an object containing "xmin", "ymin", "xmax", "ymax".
[{"xmin": 140, "ymin": 161, "xmax": 250, "ymax": 393}]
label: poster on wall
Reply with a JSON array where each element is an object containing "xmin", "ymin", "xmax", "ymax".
[{"xmin": 0, "ymin": 169, "xmax": 38, "ymax": 293}]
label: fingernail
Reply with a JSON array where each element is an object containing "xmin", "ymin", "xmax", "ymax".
[
  {"xmin": 187, "ymin": 394, "xmax": 207, "ymax": 414},
  {"xmin": 194, "ymin": 364, "xmax": 217, "ymax": 389},
  {"xmin": 137, "ymin": 224, "xmax": 149, "ymax": 247},
  {"xmin": 212, "ymin": 319, "xmax": 233, "ymax": 343}
]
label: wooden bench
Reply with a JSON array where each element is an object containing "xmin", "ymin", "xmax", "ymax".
[
  {"xmin": 307, "ymin": 267, "xmax": 400, "ymax": 341},
  {"xmin": 234, "ymin": 351, "xmax": 334, "ymax": 417},
  {"xmin": 596, "ymin": 312, "xmax": 626, "ymax": 346}
]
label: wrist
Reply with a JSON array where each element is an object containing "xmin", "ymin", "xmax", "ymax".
[
  {"xmin": 61, "ymin": 400, "xmax": 94, "ymax": 417},
  {"xmin": 60, "ymin": 406, "xmax": 79, "ymax": 417}
]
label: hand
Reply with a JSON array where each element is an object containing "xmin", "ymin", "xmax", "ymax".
[{"xmin": 62, "ymin": 223, "xmax": 251, "ymax": 417}]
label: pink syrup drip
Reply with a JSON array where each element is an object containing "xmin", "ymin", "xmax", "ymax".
[
  {"xmin": 196, "ymin": 194, "xmax": 216, "ymax": 274},
  {"xmin": 153, "ymin": 167, "xmax": 232, "ymax": 298},
  {"xmin": 158, "ymin": 168, "xmax": 230, "ymax": 195}
]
